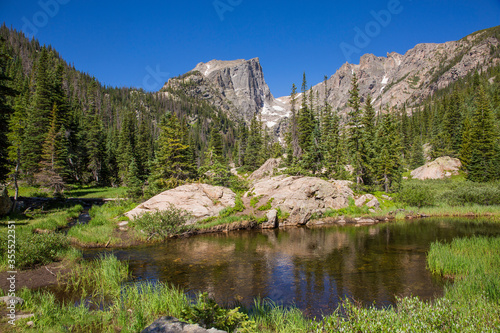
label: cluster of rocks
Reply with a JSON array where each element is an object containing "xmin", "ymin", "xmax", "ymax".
[
  {"xmin": 141, "ymin": 316, "xmax": 227, "ymax": 333},
  {"xmin": 125, "ymin": 158, "xmax": 391, "ymax": 229}
]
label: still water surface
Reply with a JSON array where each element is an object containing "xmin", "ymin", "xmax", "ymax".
[{"xmin": 85, "ymin": 218, "xmax": 500, "ymax": 317}]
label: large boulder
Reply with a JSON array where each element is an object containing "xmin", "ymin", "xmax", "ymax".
[
  {"xmin": 248, "ymin": 175, "xmax": 353, "ymax": 226},
  {"xmin": 141, "ymin": 316, "xmax": 227, "ymax": 333},
  {"xmin": 262, "ymin": 209, "xmax": 278, "ymax": 229},
  {"xmin": 125, "ymin": 184, "xmax": 236, "ymax": 222},
  {"xmin": 355, "ymin": 194, "xmax": 380, "ymax": 209},
  {"xmin": 0, "ymin": 188, "xmax": 12, "ymax": 216},
  {"xmin": 410, "ymin": 156, "xmax": 462, "ymax": 180},
  {"xmin": 248, "ymin": 158, "xmax": 282, "ymax": 181}
]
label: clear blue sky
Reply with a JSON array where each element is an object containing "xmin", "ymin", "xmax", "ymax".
[{"xmin": 1, "ymin": 0, "xmax": 499, "ymax": 97}]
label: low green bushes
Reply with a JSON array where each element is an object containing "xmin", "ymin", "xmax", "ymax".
[
  {"xmin": 181, "ymin": 293, "xmax": 255, "ymax": 332},
  {"xmin": 132, "ymin": 204, "xmax": 191, "ymax": 240},
  {"xmin": 396, "ymin": 179, "xmax": 500, "ymax": 207},
  {"xmin": 0, "ymin": 231, "xmax": 69, "ymax": 269}
]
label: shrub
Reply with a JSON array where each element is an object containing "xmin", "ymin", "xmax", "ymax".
[
  {"xmin": 438, "ymin": 181, "xmax": 500, "ymax": 206},
  {"xmin": 396, "ymin": 182, "xmax": 436, "ymax": 207},
  {"xmin": 11, "ymin": 232, "xmax": 70, "ymax": 269},
  {"xmin": 181, "ymin": 292, "xmax": 255, "ymax": 332},
  {"xmin": 133, "ymin": 204, "xmax": 190, "ymax": 239}
]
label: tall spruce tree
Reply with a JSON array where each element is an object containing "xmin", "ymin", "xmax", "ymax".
[
  {"xmin": 0, "ymin": 38, "xmax": 16, "ymax": 183},
  {"xmin": 360, "ymin": 94, "xmax": 376, "ymax": 185},
  {"xmin": 150, "ymin": 112, "xmax": 196, "ymax": 188},
  {"xmin": 347, "ymin": 73, "xmax": 365, "ymax": 185},
  {"xmin": 374, "ymin": 112, "xmax": 402, "ymax": 192},
  {"xmin": 467, "ymin": 86, "xmax": 498, "ymax": 182}
]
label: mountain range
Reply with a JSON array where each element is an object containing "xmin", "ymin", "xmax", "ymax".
[{"xmin": 163, "ymin": 26, "xmax": 500, "ymax": 134}]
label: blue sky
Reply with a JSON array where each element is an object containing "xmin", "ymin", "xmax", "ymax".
[{"xmin": 1, "ymin": 0, "xmax": 499, "ymax": 97}]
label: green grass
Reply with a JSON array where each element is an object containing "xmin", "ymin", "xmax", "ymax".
[
  {"xmin": 67, "ymin": 200, "xmax": 137, "ymax": 246},
  {"xmin": 6, "ymin": 243, "xmax": 500, "ymax": 333},
  {"xmin": 196, "ymin": 215, "xmax": 254, "ymax": 230},
  {"xmin": 428, "ymin": 236, "xmax": 500, "ymax": 301},
  {"xmin": 65, "ymin": 186, "xmax": 128, "ymax": 199},
  {"xmin": 7, "ymin": 185, "xmax": 128, "ymax": 199}
]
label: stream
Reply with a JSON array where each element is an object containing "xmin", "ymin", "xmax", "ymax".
[{"xmin": 81, "ymin": 217, "xmax": 500, "ymax": 317}]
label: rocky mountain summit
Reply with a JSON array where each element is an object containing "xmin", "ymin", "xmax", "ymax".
[
  {"xmin": 278, "ymin": 27, "xmax": 500, "ymax": 113},
  {"xmin": 162, "ymin": 26, "xmax": 499, "ymax": 132},
  {"xmin": 161, "ymin": 58, "xmax": 289, "ymax": 133}
]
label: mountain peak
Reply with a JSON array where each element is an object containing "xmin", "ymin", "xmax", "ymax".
[{"xmin": 194, "ymin": 58, "xmax": 260, "ymax": 77}]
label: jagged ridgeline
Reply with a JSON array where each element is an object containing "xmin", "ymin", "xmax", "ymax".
[{"xmin": 0, "ymin": 25, "xmax": 241, "ymax": 188}]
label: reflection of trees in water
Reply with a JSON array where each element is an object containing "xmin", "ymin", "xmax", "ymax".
[{"xmin": 116, "ymin": 218, "xmax": 500, "ymax": 316}]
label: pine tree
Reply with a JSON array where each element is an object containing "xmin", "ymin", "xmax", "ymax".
[
  {"xmin": 24, "ymin": 47, "xmax": 53, "ymax": 178},
  {"xmin": 117, "ymin": 110, "xmax": 136, "ymax": 184},
  {"xmin": 467, "ymin": 86, "xmax": 498, "ymax": 182},
  {"xmin": 374, "ymin": 112, "xmax": 402, "ymax": 192},
  {"xmin": 8, "ymin": 77, "xmax": 29, "ymax": 199},
  {"xmin": 347, "ymin": 73, "xmax": 364, "ymax": 185},
  {"xmin": 459, "ymin": 115, "xmax": 473, "ymax": 170},
  {"xmin": 360, "ymin": 94, "xmax": 376, "ymax": 185},
  {"xmin": 150, "ymin": 112, "xmax": 196, "ymax": 189},
  {"xmin": 298, "ymin": 74, "xmax": 314, "ymax": 154},
  {"xmin": 285, "ymin": 83, "xmax": 300, "ymax": 165},
  {"xmin": 0, "ymin": 38, "xmax": 16, "ymax": 183},
  {"xmin": 409, "ymin": 135, "xmax": 425, "ymax": 169},
  {"xmin": 245, "ymin": 114, "xmax": 263, "ymax": 170},
  {"xmin": 35, "ymin": 103, "xmax": 65, "ymax": 194}
]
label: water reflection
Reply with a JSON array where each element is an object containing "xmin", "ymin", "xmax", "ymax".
[{"xmin": 85, "ymin": 218, "xmax": 500, "ymax": 317}]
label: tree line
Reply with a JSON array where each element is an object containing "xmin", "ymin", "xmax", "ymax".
[
  {"xmin": 283, "ymin": 63, "xmax": 500, "ymax": 191},
  {"xmin": 1, "ymin": 25, "xmax": 499, "ymax": 199}
]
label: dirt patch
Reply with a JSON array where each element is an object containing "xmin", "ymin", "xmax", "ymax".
[{"xmin": 0, "ymin": 260, "xmax": 73, "ymax": 291}]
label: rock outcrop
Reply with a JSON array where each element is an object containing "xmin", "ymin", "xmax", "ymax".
[
  {"xmin": 141, "ymin": 316, "xmax": 227, "ymax": 333},
  {"xmin": 248, "ymin": 176, "xmax": 354, "ymax": 226},
  {"xmin": 125, "ymin": 184, "xmax": 236, "ymax": 222},
  {"xmin": 262, "ymin": 209, "xmax": 278, "ymax": 229},
  {"xmin": 410, "ymin": 156, "xmax": 462, "ymax": 180},
  {"xmin": 278, "ymin": 27, "xmax": 500, "ymax": 115},
  {"xmin": 355, "ymin": 194, "xmax": 380, "ymax": 209},
  {"xmin": 162, "ymin": 58, "xmax": 288, "ymax": 133},
  {"xmin": 248, "ymin": 158, "xmax": 282, "ymax": 181}
]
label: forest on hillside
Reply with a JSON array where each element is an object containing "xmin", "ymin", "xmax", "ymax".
[{"xmin": 1, "ymin": 25, "xmax": 500, "ymax": 201}]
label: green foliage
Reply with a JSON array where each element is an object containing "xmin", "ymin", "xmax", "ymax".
[
  {"xmin": 0, "ymin": 232, "xmax": 69, "ymax": 269},
  {"xmin": 397, "ymin": 182, "xmax": 436, "ymax": 207},
  {"xmin": 438, "ymin": 181, "xmax": 500, "ymax": 206},
  {"xmin": 257, "ymin": 197, "xmax": 274, "ymax": 211},
  {"xmin": 323, "ymin": 197, "xmax": 369, "ymax": 217},
  {"xmin": 467, "ymin": 86, "xmax": 498, "ymax": 182},
  {"xmin": 181, "ymin": 292, "xmax": 254, "ymax": 332},
  {"xmin": 428, "ymin": 236, "xmax": 500, "ymax": 302},
  {"xmin": 64, "ymin": 254, "xmax": 129, "ymax": 297},
  {"xmin": 250, "ymin": 194, "xmax": 263, "ymax": 208},
  {"xmin": 132, "ymin": 204, "xmax": 191, "ymax": 239},
  {"xmin": 218, "ymin": 195, "xmax": 245, "ymax": 218}
]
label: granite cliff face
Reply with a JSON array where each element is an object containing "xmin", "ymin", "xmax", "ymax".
[
  {"xmin": 279, "ymin": 27, "xmax": 500, "ymax": 113},
  {"xmin": 161, "ymin": 58, "xmax": 289, "ymax": 132}
]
